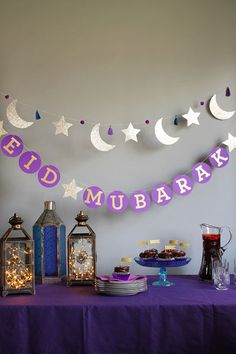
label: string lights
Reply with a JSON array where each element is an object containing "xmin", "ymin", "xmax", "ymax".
[
  {"xmin": 0, "ymin": 214, "xmax": 35, "ymax": 296},
  {"xmin": 67, "ymin": 211, "xmax": 96, "ymax": 286},
  {"xmin": 5, "ymin": 246, "xmax": 33, "ymax": 289}
]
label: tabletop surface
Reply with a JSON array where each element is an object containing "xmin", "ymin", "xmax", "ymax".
[
  {"xmin": 1, "ymin": 275, "xmax": 236, "ymax": 354},
  {"xmin": 0, "ymin": 275, "xmax": 236, "ymax": 307}
]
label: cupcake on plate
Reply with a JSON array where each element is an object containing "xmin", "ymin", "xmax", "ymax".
[
  {"xmin": 112, "ymin": 266, "xmax": 130, "ymax": 280},
  {"xmin": 139, "ymin": 248, "xmax": 158, "ymax": 259},
  {"xmin": 157, "ymin": 250, "xmax": 175, "ymax": 261},
  {"xmin": 172, "ymin": 249, "xmax": 186, "ymax": 259}
]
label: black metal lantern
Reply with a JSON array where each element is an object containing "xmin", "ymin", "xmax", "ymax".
[
  {"xmin": 67, "ymin": 211, "xmax": 96, "ymax": 285},
  {"xmin": 0, "ymin": 214, "xmax": 35, "ymax": 296}
]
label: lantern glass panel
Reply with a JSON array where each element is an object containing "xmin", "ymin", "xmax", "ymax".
[
  {"xmin": 4, "ymin": 240, "xmax": 34, "ymax": 291},
  {"xmin": 33, "ymin": 201, "xmax": 66, "ymax": 283},
  {"xmin": 0, "ymin": 214, "xmax": 35, "ymax": 296},
  {"xmin": 68, "ymin": 235, "xmax": 94, "ymax": 282}
]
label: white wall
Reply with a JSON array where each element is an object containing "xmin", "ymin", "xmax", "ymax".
[{"xmin": 0, "ymin": 0, "xmax": 236, "ymax": 275}]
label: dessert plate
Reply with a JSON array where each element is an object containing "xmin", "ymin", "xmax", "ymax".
[
  {"xmin": 134, "ymin": 257, "xmax": 191, "ymax": 268},
  {"xmin": 95, "ymin": 274, "xmax": 148, "ymax": 296}
]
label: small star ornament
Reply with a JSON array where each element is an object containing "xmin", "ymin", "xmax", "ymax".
[
  {"xmin": 223, "ymin": 133, "xmax": 236, "ymax": 152},
  {"xmin": 182, "ymin": 108, "xmax": 200, "ymax": 127},
  {"xmin": 0, "ymin": 121, "xmax": 7, "ymax": 136},
  {"xmin": 62, "ymin": 179, "xmax": 83, "ymax": 200},
  {"xmin": 53, "ymin": 116, "xmax": 73, "ymax": 136},
  {"xmin": 122, "ymin": 123, "xmax": 141, "ymax": 142}
]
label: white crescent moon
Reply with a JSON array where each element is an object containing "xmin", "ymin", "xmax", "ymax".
[
  {"xmin": 154, "ymin": 118, "xmax": 180, "ymax": 145},
  {"xmin": 7, "ymin": 99, "xmax": 34, "ymax": 129},
  {"xmin": 91, "ymin": 123, "xmax": 116, "ymax": 152},
  {"xmin": 209, "ymin": 94, "xmax": 235, "ymax": 120}
]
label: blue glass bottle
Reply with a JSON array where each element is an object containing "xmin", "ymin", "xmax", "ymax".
[{"xmin": 33, "ymin": 201, "xmax": 66, "ymax": 283}]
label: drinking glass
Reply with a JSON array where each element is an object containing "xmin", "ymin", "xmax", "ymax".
[
  {"xmin": 233, "ymin": 259, "xmax": 236, "ymax": 285},
  {"xmin": 213, "ymin": 263, "xmax": 230, "ymax": 290}
]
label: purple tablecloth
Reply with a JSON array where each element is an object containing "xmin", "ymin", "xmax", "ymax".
[{"xmin": 0, "ymin": 275, "xmax": 236, "ymax": 354}]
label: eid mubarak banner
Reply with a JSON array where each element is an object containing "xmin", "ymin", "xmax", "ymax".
[
  {"xmin": 83, "ymin": 147, "xmax": 229, "ymax": 213},
  {"xmin": 0, "ymin": 134, "xmax": 230, "ymax": 213},
  {"xmin": 0, "ymin": 135, "xmax": 60, "ymax": 188}
]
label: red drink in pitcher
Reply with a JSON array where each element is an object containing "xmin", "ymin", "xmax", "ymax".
[{"xmin": 199, "ymin": 224, "xmax": 232, "ymax": 281}]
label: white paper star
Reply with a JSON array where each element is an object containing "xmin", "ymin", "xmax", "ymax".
[
  {"xmin": 0, "ymin": 121, "xmax": 7, "ymax": 137},
  {"xmin": 122, "ymin": 123, "xmax": 141, "ymax": 142},
  {"xmin": 62, "ymin": 179, "xmax": 83, "ymax": 200},
  {"xmin": 53, "ymin": 116, "xmax": 73, "ymax": 136},
  {"xmin": 223, "ymin": 133, "xmax": 236, "ymax": 152},
  {"xmin": 182, "ymin": 108, "xmax": 200, "ymax": 127}
]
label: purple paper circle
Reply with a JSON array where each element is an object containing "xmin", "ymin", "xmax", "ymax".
[
  {"xmin": 83, "ymin": 186, "xmax": 105, "ymax": 208},
  {"xmin": 1, "ymin": 135, "xmax": 24, "ymax": 157},
  {"xmin": 19, "ymin": 151, "xmax": 41, "ymax": 174},
  {"xmin": 172, "ymin": 174, "xmax": 193, "ymax": 196},
  {"xmin": 130, "ymin": 191, "xmax": 151, "ymax": 212},
  {"xmin": 192, "ymin": 162, "xmax": 212, "ymax": 184},
  {"xmin": 38, "ymin": 165, "xmax": 60, "ymax": 188},
  {"xmin": 107, "ymin": 191, "xmax": 129, "ymax": 213},
  {"xmin": 209, "ymin": 147, "xmax": 229, "ymax": 168},
  {"xmin": 151, "ymin": 183, "xmax": 173, "ymax": 206}
]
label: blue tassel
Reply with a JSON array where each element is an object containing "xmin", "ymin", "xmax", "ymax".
[
  {"xmin": 174, "ymin": 115, "xmax": 179, "ymax": 125},
  {"xmin": 226, "ymin": 87, "xmax": 231, "ymax": 97},
  {"xmin": 35, "ymin": 110, "xmax": 41, "ymax": 120}
]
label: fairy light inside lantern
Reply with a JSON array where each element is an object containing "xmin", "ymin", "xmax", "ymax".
[
  {"xmin": 0, "ymin": 214, "xmax": 35, "ymax": 296},
  {"xmin": 67, "ymin": 211, "xmax": 96, "ymax": 286}
]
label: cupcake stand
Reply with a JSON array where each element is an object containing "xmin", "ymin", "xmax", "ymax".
[{"xmin": 134, "ymin": 257, "xmax": 191, "ymax": 286}]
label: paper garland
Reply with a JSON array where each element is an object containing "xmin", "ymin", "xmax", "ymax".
[
  {"xmin": 0, "ymin": 129, "xmax": 234, "ymax": 215},
  {"xmin": 0, "ymin": 132, "xmax": 232, "ymax": 210},
  {"xmin": 0, "ymin": 121, "xmax": 8, "ymax": 137},
  {"xmin": 1, "ymin": 91, "xmax": 235, "ymax": 156},
  {"xmin": 53, "ymin": 116, "xmax": 73, "ymax": 136},
  {"xmin": 182, "ymin": 107, "xmax": 200, "ymax": 126},
  {"xmin": 83, "ymin": 146, "xmax": 230, "ymax": 213},
  {"xmin": 122, "ymin": 123, "xmax": 141, "ymax": 143},
  {"xmin": 62, "ymin": 179, "xmax": 83, "ymax": 200},
  {"xmin": 223, "ymin": 133, "xmax": 236, "ymax": 152},
  {"xmin": 1, "ymin": 134, "xmax": 60, "ymax": 188}
]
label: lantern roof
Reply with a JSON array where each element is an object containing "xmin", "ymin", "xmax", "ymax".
[
  {"xmin": 34, "ymin": 201, "xmax": 64, "ymax": 227},
  {"xmin": 68, "ymin": 211, "xmax": 95, "ymax": 236},
  {"xmin": 1, "ymin": 213, "xmax": 32, "ymax": 242},
  {"xmin": 75, "ymin": 210, "xmax": 89, "ymax": 224},
  {"xmin": 9, "ymin": 213, "xmax": 24, "ymax": 227}
]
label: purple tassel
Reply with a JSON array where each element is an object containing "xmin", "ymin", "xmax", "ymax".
[
  {"xmin": 200, "ymin": 101, "xmax": 204, "ymax": 106},
  {"xmin": 5, "ymin": 94, "xmax": 9, "ymax": 99},
  {"xmin": 108, "ymin": 126, "xmax": 113, "ymax": 135},
  {"xmin": 226, "ymin": 87, "xmax": 231, "ymax": 97}
]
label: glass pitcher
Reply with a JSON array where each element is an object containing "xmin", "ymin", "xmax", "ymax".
[{"xmin": 199, "ymin": 223, "xmax": 232, "ymax": 281}]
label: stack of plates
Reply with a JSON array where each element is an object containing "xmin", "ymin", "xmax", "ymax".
[{"xmin": 95, "ymin": 275, "xmax": 147, "ymax": 296}]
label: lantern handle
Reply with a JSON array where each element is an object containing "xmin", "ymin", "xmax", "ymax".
[{"xmin": 9, "ymin": 213, "xmax": 24, "ymax": 227}]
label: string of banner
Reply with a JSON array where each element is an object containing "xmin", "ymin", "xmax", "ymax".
[{"xmin": 0, "ymin": 87, "xmax": 236, "ymax": 213}]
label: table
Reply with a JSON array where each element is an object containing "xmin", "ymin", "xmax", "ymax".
[{"xmin": 0, "ymin": 275, "xmax": 236, "ymax": 354}]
